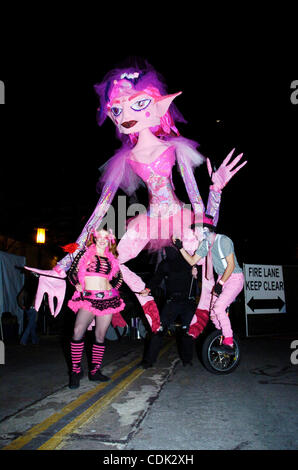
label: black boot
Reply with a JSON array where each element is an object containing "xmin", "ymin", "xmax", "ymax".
[
  {"xmin": 88, "ymin": 365, "xmax": 110, "ymax": 382},
  {"xmin": 141, "ymin": 332, "xmax": 163, "ymax": 368},
  {"xmin": 178, "ymin": 330, "xmax": 194, "ymax": 366},
  {"xmin": 69, "ymin": 371, "xmax": 81, "ymax": 389}
]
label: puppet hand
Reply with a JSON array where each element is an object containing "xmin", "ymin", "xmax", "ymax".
[
  {"xmin": 207, "ymin": 149, "xmax": 247, "ymax": 192},
  {"xmin": 24, "ymin": 267, "xmax": 67, "ymax": 317}
]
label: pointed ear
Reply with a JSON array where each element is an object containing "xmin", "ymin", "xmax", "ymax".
[{"xmin": 154, "ymin": 92, "xmax": 182, "ymax": 117}]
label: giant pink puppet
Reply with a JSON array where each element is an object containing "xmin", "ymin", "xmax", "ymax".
[{"xmin": 26, "ymin": 62, "xmax": 246, "ymax": 335}]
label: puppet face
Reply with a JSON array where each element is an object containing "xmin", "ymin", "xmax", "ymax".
[{"xmin": 107, "ymin": 79, "xmax": 181, "ymax": 135}]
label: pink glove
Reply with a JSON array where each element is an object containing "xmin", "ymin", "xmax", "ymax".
[
  {"xmin": 24, "ymin": 267, "xmax": 67, "ymax": 317},
  {"xmin": 207, "ymin": 148, "xmax": 247, "ymax": 192}
]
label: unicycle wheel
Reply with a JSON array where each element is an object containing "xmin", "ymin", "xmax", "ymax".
[{"xmin": 201, "ymin": 329, "xmax": 241, "ymax": 374}]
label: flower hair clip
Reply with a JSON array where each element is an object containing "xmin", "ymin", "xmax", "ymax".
[{"xmin": 120, "ymin": 72, "xmax": 139, "ymax": 80}]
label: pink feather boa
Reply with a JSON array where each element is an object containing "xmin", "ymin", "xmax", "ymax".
[{"xmin": 77, "ymin": 244, "xmax": 120, "ymax": 290}]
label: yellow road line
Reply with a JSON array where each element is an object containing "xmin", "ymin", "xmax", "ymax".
[
  {"xmin": 2, "ymin": 357, "xmax": 141, "ymax": 450},
  {"xmin": 39, "ymin": 367, "xmax": 145, "ymax": 450},
  {"xmin": 3, "ymin": 339, "xmax": 174, "ymax": 451},
  {"xmin": 39, "ymin": 340, "xmax": 174, "ymax": 450}
]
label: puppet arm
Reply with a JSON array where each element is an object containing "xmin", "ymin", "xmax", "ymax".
[
  {"xmin": 25, "ymin": 180, "xmax": 119, "ymax": 317},
  {"xmin": 206, "ymin": 149, "xmax": 247, "ymax": 226},
  {"xmin": 55, "ymin": 183, "xmax": 117, "ymax": 272}
]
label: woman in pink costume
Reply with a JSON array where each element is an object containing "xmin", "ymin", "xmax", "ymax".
[
  {"xmin": 67, "ymin": 228, "xmax": 125, "ymax": 389},
  {"xmin": 26, "ymin": 61, "xmax": 246, "ymax": 338}
]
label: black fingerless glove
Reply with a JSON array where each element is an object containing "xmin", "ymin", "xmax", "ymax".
[
  {"xmin": 213, "ymin": 282, "xmax": 223, "ymax": 296},
  {"xmin": 173, "ymin": 238, "xmax": 183, "ymax": 249}
]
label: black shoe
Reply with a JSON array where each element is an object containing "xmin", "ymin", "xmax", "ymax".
[
  {"xmin": 69, "ymin": 371, "xmax": 81, "ymax": 389},
  {"xmin": 212, "ymin": 344, "xmax": 235, "ymax": 355},
  {"xmin": 88, "ymin": 369, "xmax": 110, "ymax": 382}
]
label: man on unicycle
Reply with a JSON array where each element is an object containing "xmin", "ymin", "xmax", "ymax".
[{"xmin": 173, "ymin": 214, "xmax": 244, "ymax": 354}]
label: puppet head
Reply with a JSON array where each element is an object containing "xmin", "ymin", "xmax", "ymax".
[{"xmin": 94, "ymin": 60, "xmax": 186, "ymax": 144}]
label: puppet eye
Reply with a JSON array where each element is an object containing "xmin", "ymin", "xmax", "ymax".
[
  {"xmin": 111, "ymin": 106, "xmax": 122, "ymax": 117},
  {"xmin": 130, "ymin": 98, "xmax": 151, "ymax": 111}
]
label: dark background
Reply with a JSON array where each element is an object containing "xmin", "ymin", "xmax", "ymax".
[{"xmin": 1, "ymin": 48, "xmax": 297, "ymax": 269}]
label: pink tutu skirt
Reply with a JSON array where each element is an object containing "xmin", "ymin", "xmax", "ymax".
[
  {"xmin": 126, "ymin": 206, "xmax": 196, "ymax": 252},
  {"xmin": 68, "ymin": 288, "xmax": 126, "ymax": 317}
]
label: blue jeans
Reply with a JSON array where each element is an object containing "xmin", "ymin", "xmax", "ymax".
[{"xmin": 20, "ymin": 308, "xmax": 39, "ymax": 345}]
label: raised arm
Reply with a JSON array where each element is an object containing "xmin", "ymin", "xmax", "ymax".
[
  {"xmin": 172, "ymin": 237, "xmax": 202, "ymax": 266},
  {"xmin": 206, "ymin": 149, "xmax": 247, "ymax": 226}
]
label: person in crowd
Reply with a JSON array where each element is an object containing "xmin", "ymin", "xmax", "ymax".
[
  {"xmin": 139, "ymin": 246, "xmax": 199, "ymax": 368},
  {"xmin": 18, "ymin": 277, "xmax": 39, "ymax": 346}
]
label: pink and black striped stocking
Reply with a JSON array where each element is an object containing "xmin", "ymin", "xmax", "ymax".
[
  {"xmin": 70, "ymin": 339, "xmax": 84, "ymax": 374},
  {"xmin": 90, "ymin": 342, "xmax": 106, "ymax": 375}
]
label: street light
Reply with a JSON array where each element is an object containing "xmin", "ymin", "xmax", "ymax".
[{"xmin": 36, "ymin": 228, "xmax": 46, "ymax": 244}]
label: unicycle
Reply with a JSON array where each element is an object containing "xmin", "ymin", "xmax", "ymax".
[
  {"xmin": 200, "ymin": 289, "xmax": 241, "ymax": 374},
  {"xmin": 201, "ymin": 328, "xmax": 241, "ymax": 374}
]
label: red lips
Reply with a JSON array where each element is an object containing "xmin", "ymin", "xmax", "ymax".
[{"xmin": 121, "ymin": 120, "xmax": 138, "ymax": 129}]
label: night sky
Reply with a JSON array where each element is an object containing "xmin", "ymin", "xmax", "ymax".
[{"xmin": 1, "ymin": 50, "xmax": 297, "ymax": 268}]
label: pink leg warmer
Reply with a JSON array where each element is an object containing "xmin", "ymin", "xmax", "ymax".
[
  {"xmin": 90, "ymin": 342, "xmax": 106, "ymax": 375},
  {"xmin": 70, "ymin": 340, "xmax": 84, "ymax": 374}
]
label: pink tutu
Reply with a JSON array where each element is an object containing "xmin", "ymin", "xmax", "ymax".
[
  {"xmin": 126, "ymin": 206, "xmax": 196, "ymax": 252},
  {"xmin": 68, "ymin": 289, "xmax": 126, "ymax": 317}
]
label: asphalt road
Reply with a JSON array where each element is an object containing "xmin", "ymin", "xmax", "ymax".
[{"xmin": 0, "ymin": 331, "xmax": 297, "ymax": 455}]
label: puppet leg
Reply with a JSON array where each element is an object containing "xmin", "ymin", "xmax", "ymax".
[
  {"xmin": 117, "ymin": 226, "xmax": 161, "ymax": 332},
  {"xmin": 188, "ymin": 262, "xmax": 214, "ymax": 338}
]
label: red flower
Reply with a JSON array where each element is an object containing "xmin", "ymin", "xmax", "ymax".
[{"xmin": 61, "ymin": 243, "xmax": 79, "ymax": 253}]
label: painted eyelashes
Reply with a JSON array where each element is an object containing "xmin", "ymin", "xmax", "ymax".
[{"xmin": 110, "ymin": 98, "xmax": 152, "ymax": 117}]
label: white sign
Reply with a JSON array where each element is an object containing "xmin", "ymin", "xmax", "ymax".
[
  {"xmin": 243, "ymin": 264, "xmax": 286, "ymax": 314},
  {"xmin": 0, "ymin": 81, "xmax": 4, "ymax": 104}
]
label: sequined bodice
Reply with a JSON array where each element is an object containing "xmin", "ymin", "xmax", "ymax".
[{"xmin": 128, "ymin": 146, "xmax": 184, "ymax": 217}]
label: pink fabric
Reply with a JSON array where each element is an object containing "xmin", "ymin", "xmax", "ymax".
[
  {"xmin": 123, "ymin": 208, "xmax": 195, "ymax": 253},
  {"xmin": 111, "ymin": 311, "xmax": 127, "ymax": 328},
  {"xmin": 70, "ymin": 341, "xmax": 84, "ymax": 373},
  {"xmin": 128, "ymin": 146, "xmax": 176, "ymax": 180},
  {"xmin": 77, "ymin": 245, "xmax": 120, "ymax": 290},
  {"xmin": 210, "ymin": 273, "xmax": 244, "ymax": 339},
  {"xmin": 24, "ymin": 266, "xmax": 66, "ymax": 317},
  {"xmin": 90, "ymin": 343, "xmax": 105, "ymax": 374},
  {"xmin": 68, "ymin": 290, "xmax": 126, "ymax": 317},
  {"xmin": 188, "ymin": 309, "xmax": 209, "ymax": 338},
  {"xmin": 188, "ymin": 261, "xmax": 214, "ymax": 338},
  {"xmin": 142, "ymin": 299, "xmax": 160, "ymax": 333},
  {"xmin": 223, "ymin": 337, "xmax": 233, "ymax": 346},
  {"xmin": 119, "ymin": 264, "xmax": 152, "ymax": 307}
]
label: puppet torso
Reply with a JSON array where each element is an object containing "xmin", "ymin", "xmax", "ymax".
[{"xmin": 128, "ymin": 145, "xmax": 184, "ymax": 218}]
